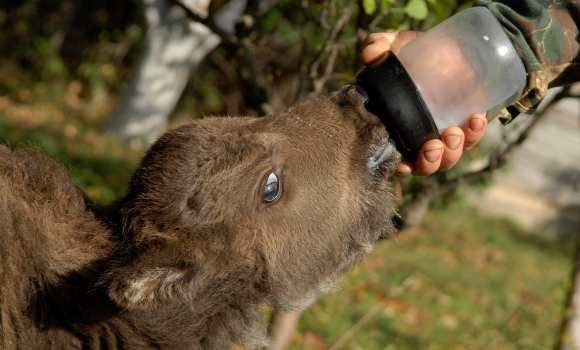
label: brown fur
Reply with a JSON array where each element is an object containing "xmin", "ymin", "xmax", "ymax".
[{"xmin": 0, "ymin": 85, "xmax": 401, "ymax": 349}]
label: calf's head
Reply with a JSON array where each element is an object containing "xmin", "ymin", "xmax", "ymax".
[{"xmin": 107, "ymin": 85, "xmax": 401, "ymax": 313}]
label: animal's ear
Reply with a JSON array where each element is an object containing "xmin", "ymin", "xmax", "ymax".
[{"xmin": 107, "ymin": 264, "xmax": 192, "ymax": 311}]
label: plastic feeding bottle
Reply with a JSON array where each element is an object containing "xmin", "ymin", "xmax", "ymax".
[{"xmin": 356, "ymin": 7, "xmax": 526, "ymax": 154}]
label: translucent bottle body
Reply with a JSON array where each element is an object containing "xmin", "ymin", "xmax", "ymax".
[{"xmin": 395, "ymin": 7, "xmax": 526, "ymax": 131}]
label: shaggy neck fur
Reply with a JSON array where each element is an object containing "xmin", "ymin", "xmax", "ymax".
[{"xmin": 0, "ymin": 147, "xmax": 269, "ymax": 349}]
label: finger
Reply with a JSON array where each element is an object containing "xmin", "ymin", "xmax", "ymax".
[
  {"xmin": 362, "ymin": 32, "xmax": 396, "ymax": 47},
  {"xmin": 438, "ymin": 127, "xmax": 465, "ymax": 171},
  {"xmin": 388, "ymin": 31, "xmax": 422, "ymax": 51},
  {"xmin": 360, "ymin": 31, "xmax": 422, "ymax": 66},
  {"xmin": 462, "ymin": 112, "xmax": 487, "ymax": 150},
  {"xmin": 412, "ymin": 139, "xmax": 444, "ymax": 176},
  {"xmin": 396, "ymin": 160, "xmax": 414, "ymax": 177},
  {"xmin": 360, "ymin": 33, "xmax": 398, "ymax": 66}
]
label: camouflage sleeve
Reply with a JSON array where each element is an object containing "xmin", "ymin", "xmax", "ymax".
[{"xmin": 474, "ymin": 0, "xmax": 580, "ymax": 124}]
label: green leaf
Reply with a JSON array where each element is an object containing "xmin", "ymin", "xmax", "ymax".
[
  {"xmin": 381, "ymin": 0, "xmax": 394, "ymax": 9},
  {"xmin": 405, "ymin": 0, "xmax": 428, "ymax": 20},
  {"xmin": 363, "ymin": 0, "xmax": 377, "ymax": 15}
]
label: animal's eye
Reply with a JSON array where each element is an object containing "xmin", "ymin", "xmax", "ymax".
[{"xmin": 263, "ymin": 172, "xmax": 281, "ymax": 203}]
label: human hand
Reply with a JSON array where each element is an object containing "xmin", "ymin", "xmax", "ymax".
[{"xmin": 359, "ymin": 31, "xmax": 488, "ymax": 177}]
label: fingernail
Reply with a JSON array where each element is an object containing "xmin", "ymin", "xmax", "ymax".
[
  {"xmin": 445, "ymin": 135, "xmax": 461, "ymax": 150},
  {"xmin": 469, "ymin": 118, "xmax": 484, "ymax": 132},
  {"xmin": 424, "ymin": 148, "xmax": 442, "ymax": 162}
]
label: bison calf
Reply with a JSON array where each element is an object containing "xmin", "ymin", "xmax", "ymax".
[{"xmin": 0, "ymin": 85, "xmax": 401, "ymax": 349}]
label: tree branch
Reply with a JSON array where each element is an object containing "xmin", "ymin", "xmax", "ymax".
[{"xmin": 170, "ymin": 0, "xmax": 239, "ymax": 45}]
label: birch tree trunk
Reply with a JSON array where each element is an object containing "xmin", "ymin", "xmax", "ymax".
[{"xmin": 106, "ymin": 0, "xmax": 245, "ymax": 145}]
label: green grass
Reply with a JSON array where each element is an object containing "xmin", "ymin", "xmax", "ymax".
[
  {"xmin": 291, "ymin": 202, "xmax": 574, "ymax": 350},
  {"xmin": 0, "ymin": 78, "xmax": 140, "ymax": 204}
]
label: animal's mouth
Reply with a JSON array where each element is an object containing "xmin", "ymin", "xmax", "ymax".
[
  {"xmin": 369, "ymin": 139, "xmax": 396, "ymax": 166},
  {"xmin": 352, "ymin": 85, "xmax": 400, "ymax": 172},
  {"xmin": 367, "ymin": 138, "xmax": 398, "ymax": 171}
]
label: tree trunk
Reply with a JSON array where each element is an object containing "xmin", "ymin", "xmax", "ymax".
[
  {"xmin": 268, "ymin": 312, "xmax": 301, "ymax": 350},
  {"xmin": 556, "ymin": 217, "xmax": 580, "ymax": 350},
  {"xmin": 106, "ymin": 0, "xmax": 246, "ymax": 145}
]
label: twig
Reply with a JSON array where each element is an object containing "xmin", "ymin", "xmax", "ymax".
[
  {"xmin": 328, "ymin": 276, "xmax": 416, "ymax": 350},
  {"xmin": 308, "ymin": 0, "xmax": 356, "ymax": 96},
  {"xmin": 169, "ymin": 0, "xmax": 238, "ymax": 45}
]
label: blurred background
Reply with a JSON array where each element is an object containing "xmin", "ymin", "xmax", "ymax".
[{"xmin": 1, "ymin": 0, "xmax": 578, "ymax": 348}]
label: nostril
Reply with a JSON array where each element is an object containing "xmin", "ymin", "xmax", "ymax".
[{"xmin": 354, "ymin": 85, "xmax": 369, "ymax": 105}]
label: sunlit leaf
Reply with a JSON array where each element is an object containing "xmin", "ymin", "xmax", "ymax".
[
  {"xmin": 405, "ymin": 0, "xmax": 428, "ymax": 20},
  {"xmin": 363, "ymin": 0, "xmax": 377, "ymax": 15}
]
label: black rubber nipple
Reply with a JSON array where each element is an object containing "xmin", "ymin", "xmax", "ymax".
[{"xmin": 356, "ymin": 53, "xmax": 439, "ymax": 156}]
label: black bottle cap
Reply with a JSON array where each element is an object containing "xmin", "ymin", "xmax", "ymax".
[{"xmin": 356, "ymin": 52, "xmax": 439, "ymax": 156}]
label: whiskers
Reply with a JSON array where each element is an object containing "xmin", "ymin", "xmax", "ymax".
[{"xmin": 294, "ymin": 115, "xmax": 338, "ymax": 139}]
